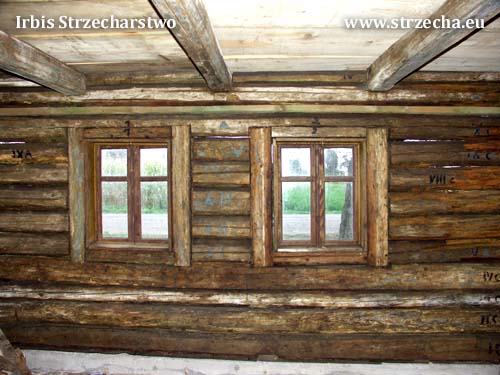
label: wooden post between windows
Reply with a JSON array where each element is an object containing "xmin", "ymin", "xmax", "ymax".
[
  {"xmin": 68, "ymin": 128, "xmax": 85, "ymax": 263},
  {"xmin": 172, "ymin": 125, "xmax": 191, "ymax": 266},
  {"xmin": 367, "ymin": 128, "xmax": 389, "ymax": 266},
  {"xmin": 250, "ymin": 127, "xmax": 273, "ymax": 267}
]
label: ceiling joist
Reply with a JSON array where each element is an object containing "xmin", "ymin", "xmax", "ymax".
[
  {"xmin": 0, "ymin": 30, "xmax": 86, "ymax": 96},
  {"xmin": 367, "ymin": 0, "xmax": 500, "ymax": 92},
  {"xmin": 149, "ymin": 0, "xmax": 232, "ymax": 91}
]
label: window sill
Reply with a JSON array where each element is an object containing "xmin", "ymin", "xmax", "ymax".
[{"xmin": 273, "ymin": 249, "xmax": 366, "ymax": 265}]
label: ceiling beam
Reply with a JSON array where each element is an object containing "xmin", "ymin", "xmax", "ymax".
[
  {"xmin": 0, "ymin": 31, "xmax": 85, "ymax": 96},
  {"xmin": 149, "ymin": 0, "xmax": 232, "ymax": 91},
  {"xmin": 367, "ymin": 0, "xmax": 500, "ymax": 91}
]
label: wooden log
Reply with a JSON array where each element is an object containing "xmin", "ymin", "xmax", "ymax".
[
  {"xmin": 390, "ymin": 247, "xmax": 500, "ymax": 264},
  {"xmin": 367, "ymin": 0, "xmax": 500, "ymax": 91},
  {"xmin": 83, "ymin": 126, "xmax": 171, "ymax": 139},
  {"xmin": 0, "ymin": 300, "xmax": 498, "ymax": 335},
  {"xmin": 172, "ymin": 125, "xmax": 191, "ymax": 266},
  {"xmin": 193, "ymin": 239, "xmax": 250, "ymax": 253},
  {"xmin": 390, "ymin": 215, "xmax": 500, "ymax": 240},
  {"xmin": 390, "ymin": 166, "xmax": 500, "ymax": 191},
  {"xmin": 271, "ymin": 127, "xmax": 366, "ymax": 138},
  {"xmin": 193, "ymin": 139, "xmax": 249, "ymax": 162},
  {"xmin": 0, "ymin": 232, "xmax": 68, "ymax": 256},
  {"xmin": 0, "ymin": 30, "xmax": 85, "ymax": 95},
  {"xmin": 0, "ymin": 127, "xmax": 66, "ymax": 142},
  {"xmin": 4, "ymin": 325, "xmax": 499, "ymax": 362},
  {"xmin": 0, "ymin": 164, "xmax": 68, "ymax": 185},
  {"xmin": 0, "ymin": 143, "xmax": 67, "ymax": 165},
  {"xmin": 192, "ymin": 162, "xmax": 249, "ymax": 187},
  {"xmin": 0, "ymin": 256, "xmax": 498, "ymax": 290},
  {"xmin": 367, "ymin": 128, "xmax": 389, "ymax": 266},
  {"xmin": 1, "ymin": 105, "xmax": 497, "ymax": 118},
  {"xmin": 391, "ymin": 190, "xmax": 500, "ymax": 215},
  {"xmin": 0, "ymin": 329, "xmax": 31, "ymax": 375},
  {"xmin": 192, "ymin": 216, "xmax": 251, "ymax": 239},
  {"xmin": 1, "ymin": 284, "xmax": 497, "ymax": 309},
  {"xmin": 1, "ymin": 116, "xmax": 499, "ymax": 132},
  {"xmin": 86, "ymin": 248, "xmax": 174, "ymax": 265},
  {"xmin": 149, "ymin": 0, "xmax": 231, "ymax": 91},
  {"xmin": 0, "ymin": 212, "xmax": 68, "ymax": 233},
  {"xmin": 0, "ymin": 186, "xmax": 67, "ymax": 210},
  {"xmin": 391, "ymin": 141, "xmax": 500, "ymax": 167},
  {"xmin": 250, "ymin": 127, "xmax": 272, "ymax": 267},
  {"xmin": 68, "ymin": 128, "xmax": 85, "ymax": 263},
  {"xmin": 390, "ymin": 126, "xmax": 500, "ymax": 140},
  {"xmin": 193, "ymin": 190, "xmax": 250, "ymax": 216},
  {"xmin": 192, "ymin": 252, "xmax": 251, "ymax": 262}
]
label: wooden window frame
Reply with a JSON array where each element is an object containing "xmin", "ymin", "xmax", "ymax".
[
  {"xmin": 272, "ymin": 138, "xmax": 367, "ymax": 265},
  {"xmin": 94, "ymin": 142, "xmax": 172, "ymax": 246}
]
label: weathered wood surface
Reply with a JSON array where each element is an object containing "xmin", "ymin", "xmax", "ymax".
[
  {"xmin": 4, "ymin": 325, "xmax": 499, "ymax": 362},
  {"xmin": 0, "ymin": 30, "xmax": 85, "ymax": 95},
  {"xmin": 0, "ymin": 232, "xmax": 68, "ymax": 256},
  {"xmin": 171, "ymin": 125, "xmax": 191, "ymax": 266},
  {"xmin": 0, "ymin": 300, "xmax": 498, "ymax": 334},
  {"xmin": 86, "ymin": 248, "xmax": 174, "ymax": 265},
  {"xmin": 272, "ymin": 126, "xmax": 367, "ymax": 138},
  {"xmin": 192, "ymin": 162, "xmax": 249, "ymax": 187},
  {"xmin": 250, "ymin": 127, "xmax": 272, "ymax": 267},
  {"xmin": 193, "ymin": 190, "xmax": 250, "ymax": 216},
  {"xmin": 390, "ymin": 166, "xmax": 500, "ymax": 191},
  {"xmin": 193, "ymin": 139, "xmax": 249, "ymax": 161},
  {"xmin": 0, "ymin": 257, "xmax": 497, "ymax": 290},
  {"xmin": 391, "ymin": 141, "xmax": 500, "ymax": 167},
  {"xmin": 0, "ymin": 329, "xmax": 31, "ymax": 375},
  {"xmin": 192, "ymin": 216, "xmax": 251, "ymax": 239},
  {"xmin": 192, "ymin": 251, "xmax": 250, "ymax": 262},
  {"xmin": 1, "ymin": 285, "xmax": 497, "ymax": 309},
  {"xmin": 68, "ymin": 128, "xmax": 85, "ymax": 263},
  {"xmin": 0, "ymin": 143, "xmax": 67, "ymax": 165},
  {"xmin": 0, "ymin": 105, "xmax": 498, "ymax": 118},
  {"xmin": 1, "ymin": 85, "xmax": 499, "ymax": 106},
  {"xmin": 390, "ymin": 215, "xmax": 500, "ymax": 240},
  {"xmin": 367, "ymin": 0, "xmax": 500, "ymax": 91},
  {"xmin": 390, "ymin": 126, "xmax": 500, "ymax": 140},
  {"xmin": 149, "ymin": 0, "xmax": 232, "ymax": 91},
  {"xmin": 367, "ymin": 128, "xmax": 389, "ymax": 266},
  {"xmin": 0, "ymin": 212, "xmax": 68, "ymax": 233},
  {"xmin": 0, "ymin": 186, "xmax": 67, "ymax": 210},
  {"xmin": 0, "ymin": 127, "xmax": 66, "ymax": 142},
  {"xmin": 391, "ymin": 190, "xmax": 500, "ymax": 215},
  {"xmin": 83, "ymin": 126, "xmax": 172, "ymax": 139}
]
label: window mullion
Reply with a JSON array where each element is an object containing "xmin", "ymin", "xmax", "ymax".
[{"xmin": 317, "ymin": 145, "xmax": 325, "ymax": 247}]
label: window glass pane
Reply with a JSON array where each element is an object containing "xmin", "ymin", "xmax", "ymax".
[
  {"xmin": 101, "ymin": 149, "xmax": 127, "ymax": 177},
  {"xmin": 324, "ymin": 148, "xmax": 353, "ymax": 176},
  {"xmin": 281, "ymin": 148, "xmax": 310, "ymax": 177},
  {"xmin": 325, "ymin": 182, "xmax": 353, "ymax": 241},
  {"xmin": 101, "ymin": 181, "xmax": 128, "ymax": 238},
  {"xmin": 141, "ymin": 181, "xmax": 168, "ymax": 239},
  {"xmin": 141, "ymin": 148, "xmax": 168, "ymax": 177},
  {"xmin": 282, "ymin": 182, "xmax": 311, "ymax": 241}
]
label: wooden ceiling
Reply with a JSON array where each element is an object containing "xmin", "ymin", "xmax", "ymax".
[{"xmin": 0, "ymin": 0, "xmax": 499, "ymax": 92}]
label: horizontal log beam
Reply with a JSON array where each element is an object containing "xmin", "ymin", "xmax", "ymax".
[
  {"xmin": 0, "ymin": 30, "xmax": 85, "ymax": 95},
  {"xmin": 149, "ymin": 0, "xmax": 231, "ymax": 91},
  {"xmin": 0, "ymin": 104, "xmax": 498, "ymax": 118},
  {"xmin": 0, "ymin": 256, "xmax": 498, "ymax": 290},
  {"xmin": 367, "ymin": 0, "xmax": 500, "ymax": 91},
  {"xmin": 0, "ymin": 284, "xmax": 497, "ymax": 309},
  {"xmin": 4, "ymin": 325, "xmax": 499, "ymax": 362}
]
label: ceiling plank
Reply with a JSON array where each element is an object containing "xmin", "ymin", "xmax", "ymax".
[
  {"xmin": 367, "ymin": 0, "xmax": 500, "ymax": 92},
  {"xmin": 149, "ymin": 0, "xmax": 232, "ymax": 91},
  {"xmin": 0, "ymin": 30, "xmax": 85, "ymax": 95}
]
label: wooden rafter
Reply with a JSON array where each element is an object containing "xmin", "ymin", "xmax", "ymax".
[
  {"xmin": 0, "ymin": 31, "xmax": 85, "ymax": 96},
  {"xmin": 149, "ymin": 0, "xmax": 232, "ymax": 91},
  {"xmin": 367, "ymin": 0, "xmax": 500, "ymax": 91}
]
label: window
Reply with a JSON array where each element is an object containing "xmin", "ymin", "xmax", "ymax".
[
  {"xmin": 96, "ymin": 144, "xmax": 170, "ymax": 244},
  {"xmin": 274, "ymin": 140, "xmax": 365, "ymax": 261}
]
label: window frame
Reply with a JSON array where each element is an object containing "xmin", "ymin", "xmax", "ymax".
[
  {"xmin": 91, "ymin": 140, "xmax": 172, "ymax": 251},
  {"xmin": 272, "ymin": 137, "xmax": 367, "ymax": 264}
]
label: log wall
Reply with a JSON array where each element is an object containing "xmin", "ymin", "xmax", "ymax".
[{"xmin": 0, "ymin": 112, "xmax": 499, "ymax": 363}]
